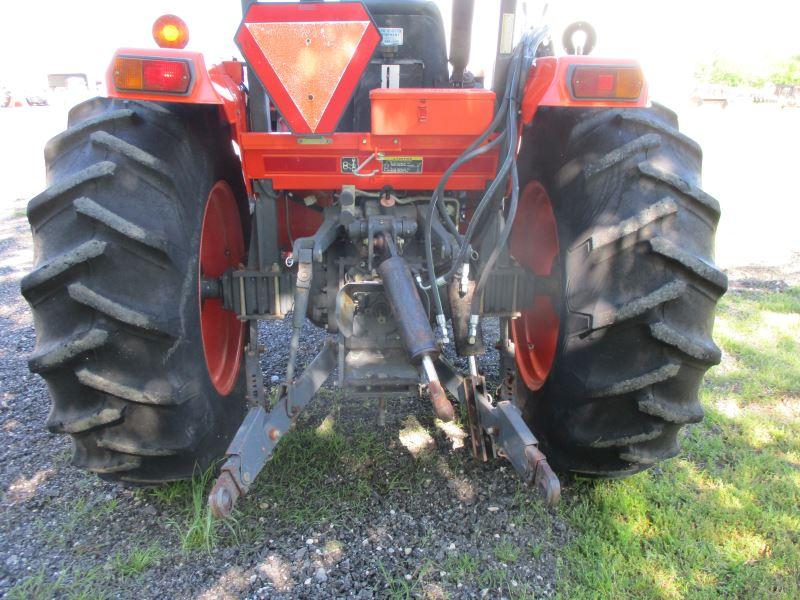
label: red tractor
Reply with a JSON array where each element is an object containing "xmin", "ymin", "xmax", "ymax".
[{"xmin": 22, "ymin": 1, "xmax": 725, "ymax": 517}]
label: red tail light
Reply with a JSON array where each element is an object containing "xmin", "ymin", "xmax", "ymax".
[
  {"xmin": 113, "ymin": 57, "xmax": 191, "ymax": 94},
  {"xmin": 570, "ymin": 65, "xmax": 643, "ymax": 100}
]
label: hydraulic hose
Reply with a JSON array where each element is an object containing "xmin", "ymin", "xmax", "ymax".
[{"xmin": 424, "ymin": 25, "xmax": 547, "ymax": 341}]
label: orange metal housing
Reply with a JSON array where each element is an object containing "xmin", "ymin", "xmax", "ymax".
[
  {"xmin": 106, "ymin": 48, "xmax": 248, "ymax": 142},
  {"xmin": 237, "ymin": 88, "xmax": 499, "ymax": 192},
  {"xmin": 370, "ymin": 88, "xmax": 496, "ymax": 136},
  {"xmin": 520, "ymin": 55, "xmax": 648, "ymax": 124},
  {"xmin": 239, "ymin": 131, "xmax": 499, "ymax": 191},
  {"xmin": 105, "ymin": 47, "xmax": 647, "ymax": 195}
]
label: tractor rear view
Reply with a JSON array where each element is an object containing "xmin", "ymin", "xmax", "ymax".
[{"xmin": 22, "ymin": 0, "xmax": 725, "ymax": 518}]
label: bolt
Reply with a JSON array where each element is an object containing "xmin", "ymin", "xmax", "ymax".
[
  {"xmin": 242, "ymin": 471, "xmax": 251, "ymax": 484},
  {"xmin": 268, "ymin": 428, "xmax": 280, "ymax": 441},
  {"xmin": 211, "ymin": 487, "xmax": 233, "ymax": 517}
]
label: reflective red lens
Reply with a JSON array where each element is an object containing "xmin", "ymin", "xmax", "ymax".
[
  {"xmin": 142, "ymin": 60, "xmax": 190, "ymax": 93},
  {"xmin": 113, "ymin": 57, "xmax": 191, "ymax": 94},
  {"xmin": 571, "ymin": 66, "xmax": 643, "ymax": 100}
]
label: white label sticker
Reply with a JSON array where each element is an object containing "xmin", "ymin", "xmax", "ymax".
[
  {"xmin": 499, "ymin": 13, "xmax": 515, "ymax": 54},
  {"xmin": 381, "ymin": 64, "xmax": 400, "ymax": 88},
  {"xmin": 379, "ymin": 27, "xmax": 404, "ymax": 46}
]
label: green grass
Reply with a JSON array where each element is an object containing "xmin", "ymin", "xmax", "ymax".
[
  {"xmin": 143, "ymin": 464, "xmax": 238, "ymax": 552},
  {"xmin": 138, "ymin": 402, "xmax": 436, "ymax": 549},
  {"xmin": 25, "ymin": 286, "xmax": 792, "ymax": 598},
  {"xmin": 109, "ymin": 542, "xmax": 166, "ymax": 579},
  {"xmin": 378, "ymin": 559, "xmax": 434, "ymax": 599},
  {"xmin": 8, "ymin": 545, "xmax": 165, "ymax": 600},
  {"xmin": 38, "ymin": 496, "xmax": 119, "ymax": 549},
  {"xmin": 494, "ymin": 539, "xmax": 521, "ymax": 564},
  {"xmin": 240, "ymin": 411, "xmax": 429, "ymax": 528},
  {"xmin": 442, "ymin": 552, "xmax": 480, "ymax": 579},
  {"xmin": 7, "ymin": 566, "xmax": 106, "ymax": 600},
  {"xmin": 557, "ymin": 287, "xmax": 800, "ymax": 598}
]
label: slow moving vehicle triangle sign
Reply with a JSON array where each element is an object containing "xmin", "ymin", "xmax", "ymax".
[{"xmin": 236, "ymin": 2, "xmax": 381, "ymax": 134}]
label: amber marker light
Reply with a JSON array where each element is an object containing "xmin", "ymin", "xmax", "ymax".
[
  {"xmin": 153, "ymin": 14, "xmax": 189, "ymax": 49},
  {"xmin": 113, "ymin": 57, "xmax": 192, "ymax": 94},
  {"xmin": 571, "ymin": 65, "xmax": 644, "ymax": 100}
]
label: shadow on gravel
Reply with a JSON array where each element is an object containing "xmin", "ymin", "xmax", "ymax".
[{"xmin": 148, "ymin": 393, "xmax": 566, "ymax": 599}]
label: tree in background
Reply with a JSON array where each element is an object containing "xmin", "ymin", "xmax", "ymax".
[
  {"xmin": 770, "ymin": 55, "xmax": 800, "ymax": 86},
  {"xmin": 695, "ymin": 58, "xmax": 748, "ymax": 86},
  {"xmin": 694, "ymin": 55, "xmax": 800, "ymax": 88}
]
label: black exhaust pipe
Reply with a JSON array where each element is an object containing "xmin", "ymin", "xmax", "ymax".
[{"xmin": 449, "ymin": 0, "xmax": 475, "ymax": 86}]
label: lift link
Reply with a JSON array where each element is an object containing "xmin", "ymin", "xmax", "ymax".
[
  {"xmin": 209, "ymin": 340, "xmax": 337, "ymax": 518},
  {"xmin": 209, "ymin": 222, "xmax": 342, "ymax": 518},
  {"xmin": 436, "ymin": 358, "xmax": 561, "ymax": 506}
]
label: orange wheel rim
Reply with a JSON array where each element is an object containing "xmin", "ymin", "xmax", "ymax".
[
  {"xmin": 510, "ymin": 181, "xmax": 561, "ymax": 391},
  {"xmin": 199, "ymin": 181, "xmax": 245, "ymax": 395}
]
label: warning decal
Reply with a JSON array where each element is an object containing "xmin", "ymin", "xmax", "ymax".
[
  {"xmin": 379, "ymin": 27, "xmax": 404, "ymax": 46},
  {"xmin": 381, "ymin": 156, "xmax": 423, "ymax": 174},
  {"xmin": 340, "ymin": 157, "xmax": 359, "ymax": 173}
]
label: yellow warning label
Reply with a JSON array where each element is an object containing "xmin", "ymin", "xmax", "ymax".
[{"xmin": 381, "ymin": 156, "xmax": 423, "ymax": 174}]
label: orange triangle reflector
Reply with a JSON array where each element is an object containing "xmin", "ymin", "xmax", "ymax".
[
  {"xmin": 246, "ymin": 21, "xmax": 368, "ymax": 132},
  {"xmin": 237, "ymin": 3, "xmax": 381, "ymax": 134}
]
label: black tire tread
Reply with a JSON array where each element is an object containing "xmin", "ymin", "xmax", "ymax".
[
  {"xmin": 638, "ymin": 161, "xmax": 720, "ymax": 220},
  {"xmin": 73, "ymin": 196, "xmax": 172, "ymax": 256},
  {"xmin": 583, "ymin": 133, "xmax": 661, "ymax": 179},
  {"xmin": 518, "ymin": 104, "xmax": 725, "ymax": 475},
  {"xmin": 89, "ymin": 130, "xmax": 173, "ymax": 183},
  {"xmin": 20, "ymin": 239, "xmax": 108, "ymax": 299},
  {"xmin": 66, "ymin": 282, "xmax": 176, "ymax": 337},
  {"xmin": 44, "ymin": 109, "xmax": 135, "ymax": 162},
  {"xmin": 75, "ymin": 367, "xmax": 179, "ymax": 406},
  {"xmin": 648, "ymin": 236, "xmax": 728, "ymax": 291},
  {"xmin": 24, "ymin": 97, "xmax": 247, "ymax": 481},
  {"xmin": 28, "ymin": 326, "xmax": 110, "ymax": 373},
  {"xmin": 584, "ymin": 197, "xmax": 677, "ymax": 251},
  {"xmin": 28, "ymin": 161, "xmax": 116, "ymax": 227}
]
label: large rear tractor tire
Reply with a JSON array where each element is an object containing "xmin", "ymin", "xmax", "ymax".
[
  {"xmin": 22, "ymin": 98, "xmax": 248, "ymax": 483},
  {"xmin": 513, "ymin": 105, "xmax": 726, "ymax": 477}
]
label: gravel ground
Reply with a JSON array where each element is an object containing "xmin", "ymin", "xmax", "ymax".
[{"xmin": 0, "ymin": 201, "xmax": 567, "ymax": 599}]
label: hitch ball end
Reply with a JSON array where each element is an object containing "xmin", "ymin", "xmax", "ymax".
[
  {"xmin": 208, "ymin": 470, "xmax": 242, "ymax": 519},
  {"xmin": 525, "ymin": 446, "xmax": 562, "ymax": 506},
  {"xmin": 428, "ymin": 379, "xmax": 455, "ymax": 422},
  {"xmin": 422, "ymin": 355, "xmax": 455, "ymax": 422}
]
